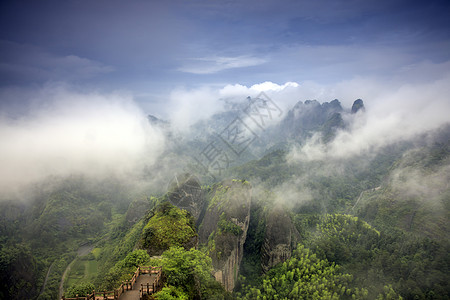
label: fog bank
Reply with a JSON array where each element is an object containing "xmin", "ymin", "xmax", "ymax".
[{"xmin": 0, "ymin": 85, "xmax": 165, "ymax": 199}]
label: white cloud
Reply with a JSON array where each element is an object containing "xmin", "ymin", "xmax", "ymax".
[
  {"xmin": 0, "ymin": 85, "xmax": 165, "ymax": 197},
  {"xmin": 178, "ymin": 55, "xmax": 266, "ymax": 74},
  {"xmin": 250, "ymin": 81, "xmax": 299, "ymax": 92},
  {"xmin": 165, "ymin": 86, "xmax": 224, "ymax": 130},
  {"xmin": 165, "ymin": 81, "xmax": 301, "ymax": 130}
]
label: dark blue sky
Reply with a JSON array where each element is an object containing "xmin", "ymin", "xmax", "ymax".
[{"xmin": 1, "ymin": 0, "xmax": 450, "ymax": 113}]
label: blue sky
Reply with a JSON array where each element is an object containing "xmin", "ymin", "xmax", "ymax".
[{"xmin": 1, "ymin": 0, "xmax": 449, "ymax": 114}]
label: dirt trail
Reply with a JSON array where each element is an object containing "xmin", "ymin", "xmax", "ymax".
[
  {"xmin": 77, "ymin": 244, "xmax": 94, "ymax": 256},
  {"xmin": 58, "ymin": 244, "xmax": 94, "ymax": 299},
  {"xmin": 351, "ymin": 186, "xmax": 381, "ymax": 213},
  {"xmin": 38, "ymin": 261, "xmax": 54, "ymax": 298}
]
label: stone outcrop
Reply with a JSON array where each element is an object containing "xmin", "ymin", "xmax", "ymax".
[
  {"xmin": 167, "ymin": 173, "xmax": 204, "ymax": 222},
  {"xmin": 351, "ymin": 99, "xmax": 365, "ymax": 114},
  {"xmin": 199, "ymin": 179, "xmax": 252, "ymax": 291},
  {"xmin": 261, "ymin": 207, "xmax": 300, "ymax": 273},
  {"xmin": 140, "ymin": 202, "xmax": 198, "ymax": 256}
]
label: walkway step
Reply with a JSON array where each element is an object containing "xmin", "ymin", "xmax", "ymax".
[
  {"xmin": 118, "ymin": 274, "xmax": 156, "ymax": 300},
  {"xmin": 118, "ymin": 290, "xmax": 140, "ymax": 300}
]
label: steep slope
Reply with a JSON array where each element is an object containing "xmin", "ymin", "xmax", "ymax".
[
  {"xmin": 199, "ymin": 179, "xmax": 252, "ymax": 291},
  {"xmin": 139, "ymin": 202, "xmax": 198, "ymax": 256},
  {"xmin": 261, "ymin": 207, "xmax": 300, "ymax": 273},
  {"xmin": 166, "ymin": 173, "xmax": 205, "ymax": 222},
  {"xmin": 356, "ymin": 128, "xmax": 450, "ymax": 239},
  {"xmin": 351, "ymin": 99, "xmax": 365, "ymax": 113}
]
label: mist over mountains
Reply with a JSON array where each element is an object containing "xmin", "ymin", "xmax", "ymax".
[
  {"xmin": 2, "ymin": 0, "xmax": 450, "ymax": 298},
  {"xmin": 1, "ymin": 74, "xmax": 449, "ymax": 201},
  {"xmin": 1, "ymin": 86, "xmax": 449, "ymax": 300}
]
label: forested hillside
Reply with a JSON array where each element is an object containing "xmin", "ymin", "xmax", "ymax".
[{"xmin": 1, "ymin": 99, "xmax": 449, "ymax": 300}]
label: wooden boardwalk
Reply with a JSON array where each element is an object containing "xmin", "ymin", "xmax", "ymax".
[
  {"xmin": 61, "ymin": 266, "xmax": 161, "ymax": 300},
  {"xmin": 118, "ymin": 273, "xmax": 155, "ymax": 300}
]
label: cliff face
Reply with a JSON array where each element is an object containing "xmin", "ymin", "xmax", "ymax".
[
  {"xmin": 261, "ymin": 207, "xmax": 300, "ymax": 273},
  {"xmin": 351, "ymin": 99, "xmax": 365, "ymax": 114},
  {"xmin": 277, "ymin": 99, "xmax": 344, "ymax": 141},
  {"xmin": 167, "ymin": 173, "xmax": 204, "ymax": 222},
  {"xmin": 199, "ymin": 180, "xmax": 252, "ymax": 291}
]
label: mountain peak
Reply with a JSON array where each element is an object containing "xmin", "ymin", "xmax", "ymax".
[{"xmin": 351, "ymin": 99, "xmax": 365, "ymax": 114}]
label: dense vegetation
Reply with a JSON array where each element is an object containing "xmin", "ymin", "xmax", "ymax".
[
  {"xmin": 0, "ymin": 176, "xmax": 141, "ymax": 299},
  {"xmin": 139, "ymin": 202, "xmax": 197, "ymax": 254},
  {"xmin": 238, "ymin": 245, "xmax": 372, "ymax": 299},
  {"xmin": 1, "ymin": 103, "xmax": 449, "ymax": 299},
  {"xmin": 156, "ymin": 246, "xmax": 228, "ymax": 299}
]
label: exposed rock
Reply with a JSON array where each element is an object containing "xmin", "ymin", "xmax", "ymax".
[
  {"xmin": 351, "ymin": 99, "xmax": 365, "ymax": 114},
  {"xmin": 323, "ymin": 99, "xmax": 343, "ymax": 114},
  {"xmin": 199, "ymin": 179, "xmax": 252, "ymax": 291},
  {"xmin": 321, "ymin": 112, "xmax": 345, "ymax": 143},
  {"xmin": 261, "ymin": 207, "xmax": 300, "ymax": 273},
  {"xmin": 278, "ymin": 99, "xmax": 343, "ymax": 141},
  {"xmin": 167, "ymin": 173, "xmax": 204, "ymax": 222}
]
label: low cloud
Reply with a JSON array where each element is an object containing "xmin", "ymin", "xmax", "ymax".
[
  {"xmin": 390, "ymin": 162, "xmax": 450, "ymax": 207},
  {"xmin": 272, "ymin": 178, "xmax": 314, "ymax": 209},
  {"xmin": 165, "ymin": 80, "xmax": 303, "ymax": 131},
  {"xmin": 165, "ymin": 86, "xmax": 226, "ymax": 131},
  {"xmin": 0, "ymin": 85, "xmax": 165, "ymax": 199}
]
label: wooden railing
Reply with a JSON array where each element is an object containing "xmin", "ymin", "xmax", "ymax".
[
  {"xmin": 139, "ymin": 266, "xmax": 162, "ymax": 300},
  {"xmin": 61, "ymin": 266, "xmax": 162, "ymax": 300}
]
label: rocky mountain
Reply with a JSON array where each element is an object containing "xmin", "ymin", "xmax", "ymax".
[
  {"xmin": 167, "ymin": 173, "xmax": 205, "ymax": 222},
  {"xmin": 260, "ymin": 207, "xmax": 300, "ymax": 273},
  {"xmin": 271, "ymin": 99, "xmax": 364, "ymax": 144},
  {"xmin": 198, "ymin": 180, "xmax": 251, "ymax": 291},
  {"xmin": 351, "ymin": 98, "xmax": 365, "ymax": 113}
]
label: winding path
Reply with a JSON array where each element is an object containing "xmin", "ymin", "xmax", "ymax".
[
  {"xmin": 58, "ymin": 244, "xmax": 94, "ymax": 299},
  {"xmin": 350, "ymin": 186, "xmax": 381, "ymax": 213},
  {"xmin": 38, "ymin": 261, "xmax": 54, "ymax": 298}
]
